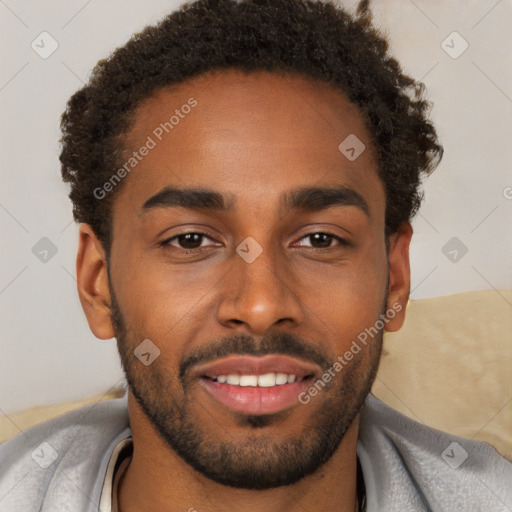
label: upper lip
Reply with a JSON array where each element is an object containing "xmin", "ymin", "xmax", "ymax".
[{"xmin": 193, "ymin": 355, "xmax": 320, "ymax": 380}]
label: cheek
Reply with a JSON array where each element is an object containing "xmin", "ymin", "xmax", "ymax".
[
  {"xmin": 114, "ymin": 252, "xmax": 227, "ymax": 346},
  {"xmin": 295, "ymin": 240, "xmax": 388, "ymax": 346}
]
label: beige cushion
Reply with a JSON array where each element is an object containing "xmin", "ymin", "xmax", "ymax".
[
  {"xmin": 373, "ymin": 289, "xmax": 512, "ymax": 461},
  {"xmin": 1, "ymin": 290, "xmax": 511, "ymax": 461}
]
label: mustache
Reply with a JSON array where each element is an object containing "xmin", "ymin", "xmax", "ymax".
[{"xmin": 179, "ymin": 331, "xmax": 332, "ymax": 383}]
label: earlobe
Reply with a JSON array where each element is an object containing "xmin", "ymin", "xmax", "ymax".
[
  {"xmin": 384, "ymin": 221, "xmax": 413, "ymax": 333},
  {"xmin": 76, "ymin": 224, "xmax": 115, "ymax": 340}
]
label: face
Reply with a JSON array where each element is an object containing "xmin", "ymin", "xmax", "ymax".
[{"xmin": 78, "ymin": 69, "xmax": 411, "ymax": 489}]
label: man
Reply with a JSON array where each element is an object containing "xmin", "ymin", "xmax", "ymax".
[{"xmin": 0, "ymin": 0, "xmax": 510, "ymax": 510}]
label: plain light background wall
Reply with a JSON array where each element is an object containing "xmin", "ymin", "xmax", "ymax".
[{"xmin": 1, "ymin": 0, "xmax": 511, "ymax": 415}]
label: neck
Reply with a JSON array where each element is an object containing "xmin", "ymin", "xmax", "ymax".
[{"xmin": 117, "ymin": 392, "xmax": 361, "ymax": 512}]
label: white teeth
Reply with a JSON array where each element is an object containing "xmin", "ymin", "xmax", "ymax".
[
  {"xmin": 226, "ymin": 375, "xmax": 240, "ymax": 385},
  {"xmin": 239, "ymin": 375, "xmax": 258, "ymax": 387},
  {"xmin": 214, "ymin": 372, "xmax": 301, "ymax": 387},
  {"xmin": 258, "ymin": 373, "xmax": 276, "ymax": 387},
  {"xmin": 275, "ymin": 373, "xmax": 288, "ymax": 385}
]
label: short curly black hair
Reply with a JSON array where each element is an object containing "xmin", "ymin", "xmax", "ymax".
[{"xmin": 60, "ymin": 0, "xmax": 443, "ymax": 258}]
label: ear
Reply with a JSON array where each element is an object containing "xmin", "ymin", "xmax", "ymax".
[
  {"xmin": 76, "ymin": 224, "xmax": 115, "ymax": 340},
  {"xmin": 384, "ymin": 221, "xmax": 413, "ymax": 332}
]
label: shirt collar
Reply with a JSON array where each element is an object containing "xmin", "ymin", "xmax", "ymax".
[{"xmin": 99, "ymin": 437, "xmax": 133, "ymax": 512}]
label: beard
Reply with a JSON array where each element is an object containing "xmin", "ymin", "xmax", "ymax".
[{"xmin": 109, "ymin": 280, "xmax": 385, "ymax": 490}]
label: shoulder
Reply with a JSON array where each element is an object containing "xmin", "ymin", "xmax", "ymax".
[
  {"xmin": 358, "ymin": 393, "xmax": 512, "ymax": 511},
  {"xmin": 0, "ymin": 394, "xmax": 130, "ymax": 511}
]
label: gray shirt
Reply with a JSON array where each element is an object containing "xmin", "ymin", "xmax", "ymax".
[{"xmin": 0, "ymin": 393, "xmax": 510, "ymax": 511}]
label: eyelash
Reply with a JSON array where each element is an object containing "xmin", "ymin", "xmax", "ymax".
[{"xmin": 159, "ymin": 231, "xmax": 350, "ymax": 254}]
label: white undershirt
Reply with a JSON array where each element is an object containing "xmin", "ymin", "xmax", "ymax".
[{"xmin": 99, "ymin": 437, "xmax": 133, "ymax": 512}]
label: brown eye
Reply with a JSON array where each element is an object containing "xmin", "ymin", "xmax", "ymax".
[
  {"xmin": 309, "ymin": 233, "xmax": 334, "ymax": 248},
  {"xmin": 160, "ymin": 232, "xmax": 215, "ymax": 251},
  {"xmin": 173, "ymin": 233, "xmax": 205, "ymax": 249},
  {"xmin": 296, "ymin": 232, "xmax": 349, "ymax": 249}
]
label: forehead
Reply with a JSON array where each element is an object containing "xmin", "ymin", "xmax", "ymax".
[{"xmin": 113, "ymin": 68, "xmax": 384, "ymax": 220}]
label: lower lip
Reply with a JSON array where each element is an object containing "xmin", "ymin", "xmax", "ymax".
[{"xmin": 199, "ymin": 378, "xmax": 312, "ymax": 415}]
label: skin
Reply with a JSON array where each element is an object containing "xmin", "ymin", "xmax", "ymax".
[{"xmin": 76, "ymin": 69, "xmax": 412, "ymax": 512}]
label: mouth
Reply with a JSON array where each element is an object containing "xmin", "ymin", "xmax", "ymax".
[{"xmin": 194, "ymin": 355, "xmax": 319, "ymax": 415}]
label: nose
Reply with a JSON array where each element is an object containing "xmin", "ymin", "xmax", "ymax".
[{"xmin": 216, "ymin": 242, "xmax": 305, "ymax": 335}]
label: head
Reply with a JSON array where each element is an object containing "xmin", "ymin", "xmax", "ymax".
[{"xmin": 62, "ymin": 0, "xmax": 442, "ymax": 490}]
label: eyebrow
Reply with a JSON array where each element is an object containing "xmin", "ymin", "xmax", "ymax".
[{"xmin": 140, "ymin": 185, "xmax": 370, "ymax": 218}]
